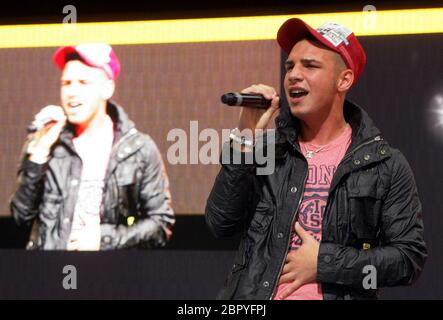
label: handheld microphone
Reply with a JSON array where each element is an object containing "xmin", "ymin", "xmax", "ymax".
[
  {"xmin": 221, "ymin": 92, "xmax": 272, "ymax": 109},
  {"xmin": 27, "ymin": 117, "xmax": 57, "ymax": 133}
]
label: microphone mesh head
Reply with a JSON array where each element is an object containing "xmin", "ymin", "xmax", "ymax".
[{"xmin": 221, "ymin": 93, "xmax": 236, "ymax": 106}]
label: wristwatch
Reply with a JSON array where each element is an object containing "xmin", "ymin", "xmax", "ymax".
[{"xmin": 229, "ymin": 128, "xmax": 254, "ymax": 148}]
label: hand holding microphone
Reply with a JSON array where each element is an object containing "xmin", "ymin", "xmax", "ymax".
[
  {"xmin": 228, "ymin": 84, "xmax": 280, "ymax": 133},
  {"xmin": 27, "ymin": 105, "xmax": 67, "ymax": 164},
  {"xmin": 221, "ymin": 92, "xmax": 272, "ymax": 109}
]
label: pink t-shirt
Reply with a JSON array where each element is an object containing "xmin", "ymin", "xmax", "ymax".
[{"xmin": 274, "ymin": 124, "xmax": 352, "ymax": 300}]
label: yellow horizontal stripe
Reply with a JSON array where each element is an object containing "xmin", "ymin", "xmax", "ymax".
[{"xmin": 0, "ymin": 8, "xmax": 442, "ymax": 48}]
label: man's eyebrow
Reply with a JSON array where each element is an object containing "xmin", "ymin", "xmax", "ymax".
[
  {"xmin": 284, "ymin": 58, "xmax": 323, "ymax": 67},
  {"xmin": 300, "ymin": 58, "xmax": 322, "ymax": 65}
]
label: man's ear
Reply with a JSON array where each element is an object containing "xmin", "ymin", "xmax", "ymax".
[
  {"xmin": 337, "ymin": 69, "xmax": 354, "ymax": 93},
  {"xmin": 101, "ymin": 80, "xmax": 115, "ymax": 100}
]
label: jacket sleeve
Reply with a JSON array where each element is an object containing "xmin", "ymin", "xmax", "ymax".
[
  {"xmin": 10, "ymin": 142, "xmax": 47, "ymax": 227},
  {"xmin": 205, "ymin": 142, "xmax": 256, "ymax": 238},
  {"xmin": 101, "ymin": 136, "xmax": 175, "ymax": 249},
  {"xmin": 317, "ymin": 151, "xmax": 427, "ymax": 289}
]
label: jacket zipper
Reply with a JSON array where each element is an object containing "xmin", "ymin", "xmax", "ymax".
[{"xmin": 268, "ymin": 134, "xmax": 382, "ymax": 299}]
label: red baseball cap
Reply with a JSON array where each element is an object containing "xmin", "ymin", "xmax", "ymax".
[
  {"xmin": 53, "ymin": 43, "xmax": 121, "ymax": 80},
  {"xmin": 277, "ymin": 18, "xmax": 366, "ymax": 83}
]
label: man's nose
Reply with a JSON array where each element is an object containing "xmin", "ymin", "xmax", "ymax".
[
  {"xmin": 64, "ymin": 83, "xmax": 81, "ymax": 96},
  {"xmin": 288, "ymin": 65, "xmax": 303, "ymax": 83}
]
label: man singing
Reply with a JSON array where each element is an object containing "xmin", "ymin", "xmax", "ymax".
[
  {"xmin": 11, "ymin": 43, "xmax": 174, "ymax": 250},
  {"xmin": 206, "ymin": 18, "xmax": 426, "ymax": 299}
]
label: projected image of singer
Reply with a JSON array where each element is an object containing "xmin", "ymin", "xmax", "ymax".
[
  {"xmin": 10, "ymin": 43, "xmax": 174, "ymax": 250},
  {"xmin": 206, "ymin": 18, "xmax": 427, "ymax": 299}
]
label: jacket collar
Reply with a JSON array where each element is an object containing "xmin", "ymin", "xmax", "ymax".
[{"xmin": 106, "ymin": 100, "xmax": 136, "ymax": 141}]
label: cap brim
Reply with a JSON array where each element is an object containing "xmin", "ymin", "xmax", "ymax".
[{"xmin": 277, "ymin": 18, "xmax": 340, "ymax": 56}]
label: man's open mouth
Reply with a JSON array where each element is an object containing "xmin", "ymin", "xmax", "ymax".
[
  {"xmin": 289, "ymin": 88, "xmax": 309, "ymax": 98},
  {"xmin": 68, "ymin": 102, "xmax": 82, "ymax": 108}
]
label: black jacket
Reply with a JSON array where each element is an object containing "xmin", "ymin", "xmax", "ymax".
[
  {"xmin": 11, "ymin": 101, "xmax": 175, "ymax": 250},
  {"xmin": 205, "ymin": 100, "xmax": 427, "ymax": 300}
]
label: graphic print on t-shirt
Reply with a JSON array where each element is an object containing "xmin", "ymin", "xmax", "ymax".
[
  {"xmin": 71, "ymin": 179, "xmax": 105, "ymax": 226},
  {"xmin": 289, "ymin": 164, "xmax": 336, "ymax": 249}
]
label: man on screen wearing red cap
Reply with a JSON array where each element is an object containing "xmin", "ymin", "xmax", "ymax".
[
  {"xmin": 11, "ymin": 43, "xmax": 174, "ymax": 250},
  {"xmin": 206, "ymin": 19, "xmax": 426, "ymax": 299}
]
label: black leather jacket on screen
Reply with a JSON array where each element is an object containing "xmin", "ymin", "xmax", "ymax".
[{"xmin": 11, "ymin": 101, "xmax": 175, "ymax": 250}]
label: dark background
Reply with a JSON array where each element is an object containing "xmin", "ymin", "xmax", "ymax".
[
  {"xmin": 0, "ymin": 1, "xmax": 442, "ymax": 299},
  {"xmin": 0, "ymin": 0, "xmax": 441, "ymax": 24}
]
